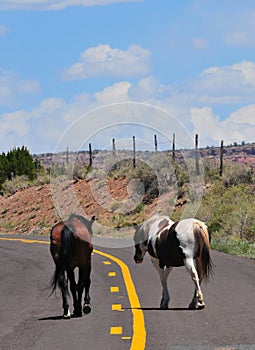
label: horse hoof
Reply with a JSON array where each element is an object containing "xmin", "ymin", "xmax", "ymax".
[
  {"xmin": 72, "ymin": 310, "xmax": 82, "ymax": 318},
  {"xmin": 83, "ymin": 304, "xmax": 92, "ymax": 314},
  {"xmin": 63, "ymin": 310, "xmax": 71, "ymax": 319},
  {"xmin": 197, "ymin": 303, "xmax": 205, "ymax": 310},
  {"xmin": 160, "ymin": 306, "xmax": 168, "ymax": 310},
  {"xmin": 188, "ymin": 303, "xmax": 205, "ymax": 310}
]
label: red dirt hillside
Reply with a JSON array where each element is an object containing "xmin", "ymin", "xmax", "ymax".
[{"xmin": 0, "ymin": 176, "xmax": 172, "ymax": 236}]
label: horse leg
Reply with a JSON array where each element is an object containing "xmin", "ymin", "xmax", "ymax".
[
  {"xmin": 73, "ymin": 268, "xmax": 85, "ymax": 317},
  {"xmin": 184, "ymin": 258, "xmax": 205, "ymax": 310},
  {"xmin": 83, "ymin": 262, "xmax": 92, "ymax": 314},
  {"xmin": 58, "ymin": 270, "xmax": 71, "ymax": 319},
  {"xmin": 151, "ymin": 257, "xmax": 173, "ymax": 309},
  {"xmin": 67, "ymin": 269, "xmax": 79, "ymax": 317}
]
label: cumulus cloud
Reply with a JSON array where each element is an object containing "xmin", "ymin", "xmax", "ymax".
[
  {"xmin": 1, "ymin": 59, "xmax": 255, "ymax": 153},
  {"xmin": 191, "ymin": 105, "xmax": 255, "ymax": 146},
  {"xmin": 95, "ymin": 81, "xmax": 131, "ymax": 104},
  {"xmin": 0, "ymin": 69, "xmax": 41, "ymax": 108},
  {"xmin": 224, "ymin": 11, "xmax": 255, "ymax": 47},
  {"xmin": 185, "ymin": 61, "xmax": 255, "ymax": 106},
  {"xmin": 0, "ymin": 111, "xmax": 31, "ymax": 139},
  {"xmin": 63, "ymin": 44, "xmax": 151, "ymax": 80},
  {"xmin": 0, "ymin": 0, "xmax": 142, "ymax": 10}
]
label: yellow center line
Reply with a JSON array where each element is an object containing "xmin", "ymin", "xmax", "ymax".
[
  {"xmin": 0, "ymin": 237, "xmax": 147, "ymax": 350},
  {"xmin": 94, "ymin": 249, "xmax": 146, "ymax": 350},
  {"xmin": 0, "ymin": 237, "xmax": 49, "ymax": 244}
]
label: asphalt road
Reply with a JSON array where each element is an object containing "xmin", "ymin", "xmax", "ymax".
[{"xmin": 0, "ymin": 236, "xmax": 255, "ymax": 350}]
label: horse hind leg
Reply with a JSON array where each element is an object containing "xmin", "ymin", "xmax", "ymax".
[
  {"xmin": 83, "ymin": 263, "xmax": 92, "ymax": 314},
  {"xmin": 67, "ymin": 269, "xmax": 80, "ymax": 317},
  {"xmin": 58, "ymin": 270, "xmax": 71, "ymax": 319},
  {"xmin": 184, "ymin": 258, "xmax": 205, "ymax": 310},
  {"xmin": 76, "ymin": 266, "xmax": 91, "ymax": 317}
]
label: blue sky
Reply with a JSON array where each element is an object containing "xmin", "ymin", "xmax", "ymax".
[{"xmin": 0, "ymin": 0, "xmax": 255, "ymax": 154}]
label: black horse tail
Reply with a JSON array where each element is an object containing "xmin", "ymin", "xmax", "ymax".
[
  {"xmin": 194, "ymin": 221, "xmax": 214, "ymax": 281},
  {"xmin": 50, "ymin": 225, "xmax": 74, "ymax": 294}
]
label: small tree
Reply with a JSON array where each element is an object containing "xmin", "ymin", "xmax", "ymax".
[{"xmin": 0, "ymin": 146, "xmax": 36, "ymax": 186}]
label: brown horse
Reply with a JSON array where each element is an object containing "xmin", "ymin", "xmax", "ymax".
[{"xmin": 50, "ymin": 214, "xmax": 95, "ymax": 318}]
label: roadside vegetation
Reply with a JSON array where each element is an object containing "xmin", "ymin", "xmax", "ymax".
[{"xmin": 174, "ymin": 160, "xmax": 255, "ymax": 259}]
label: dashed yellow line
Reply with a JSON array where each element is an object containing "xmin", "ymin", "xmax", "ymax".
[
  {"xmin": 0, "ymin": 237, "xmax": 146, "ymax": 350},
  {"xmin": 108, "ymin": 271, "xmax": 116, "ymax": 277},
  {"xmin": 112, "ymin": 304, "xmax": 122, "ymax": 311},
  {"xmin": 110, "ymin": 327, "xmax": 123, "ymax": 335},
  {"xmin": 110, "ymin": 286, "xmax": 119, "ymax": 293}
]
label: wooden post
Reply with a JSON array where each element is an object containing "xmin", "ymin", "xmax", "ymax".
[
  {"xmin": 195, "ymin": 134, "xmax": 200, "ymax": 175},
  {"xmin": 172, "ymin": 133, "xmax": 175, "ymax": 161},
  {"xmin": 154, "ymin": 134, "xmax": 158, "ymax": 152},
  {"xmin": 133, "ymin": 136, "xmax": 136, "ymax": 168},
  {"xmin": 36, "ymin": 158, "xmax": 39, "ymax": 179},
  {"xmin": 112, "ymin": 138, "xmax": 116, "ymax": 156},
  {"xmin": 219, "ymin": 140, "xmax": 224, "ymax": 177},
  {"xmin": 66, "ymin": 147, "xmax": 69, "ymax": 163},
  {"xmin": 89, "ymin": 143, "xmax": 92, "ymax": 167}
]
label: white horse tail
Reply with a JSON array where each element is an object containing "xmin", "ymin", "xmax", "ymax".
[{"xmin": 193, "ymin": 221, "xmax": 214, "ymax": 280}]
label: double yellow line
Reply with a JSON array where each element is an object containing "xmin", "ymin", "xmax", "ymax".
[{"xmin": 0, "ymin": 237, "xmax": 146, "ymax": 350}]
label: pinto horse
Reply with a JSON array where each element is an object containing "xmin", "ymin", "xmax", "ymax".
[
  {"xmin": 134, "ymin": 215, "xmax": 213, "ymax": 310},
  {"xmin": 50, "ymin": 214, "xmax": 95, "ymax": 318}
]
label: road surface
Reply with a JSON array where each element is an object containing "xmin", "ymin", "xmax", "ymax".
[{"xmin": 0, "ymin": 236, "xmax": 255, "ymax": 350}]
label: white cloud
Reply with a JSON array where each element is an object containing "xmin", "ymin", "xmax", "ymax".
[
  {"xmin": 129, "ymin": 75, "xmax": 165, "ymax": 100},
  {"xmin": 224, "ymin": 11, "xmax": 255, "ymax": 47},
  {"xmin": 0, "ymin": 0, "xmax": 142, "ymax": 10},
  {"xmin": 95, "ymin": 81, "xmax": 131, "ymax": 104},
  {"xmin": 1, "ymin": 59, "xmax": 255, "ymax": 153},
  {"xmin": 63, "ymin": 44, "xmax": 151, "ymax": 80},
  {"xmin": 232, "ymin": 61, "xmax": 255, "ymax": 86},
  {"xmin": 0, "ymin": 111, "xmax": 31, "ymax": 140},
  {"xmin": 191, "ymin": 106, "xmax": 255, "ymax": 146},
  {"xmin": 0, "ymin": 69, "xmax": 41, "ymax": 107},
  {"xmin": 186, "ymin": 61, "xmax": 255, "ymax": 105},
  {"xmin": 226, "ymin": 104, "xmax": 255, "ymax": 125}
]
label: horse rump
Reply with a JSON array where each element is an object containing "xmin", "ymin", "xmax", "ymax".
[{"xmin": 50, "ymin": 225, "xmax": 74, "ymax": 294}]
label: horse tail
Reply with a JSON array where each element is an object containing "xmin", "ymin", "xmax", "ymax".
[
  {"xmin": 193, "ymin": 221, "xmax": 214, "ymax": 280},
  {"xmin": 50, "ymin": 225, "xmax": 74, "ymax": 294}
]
